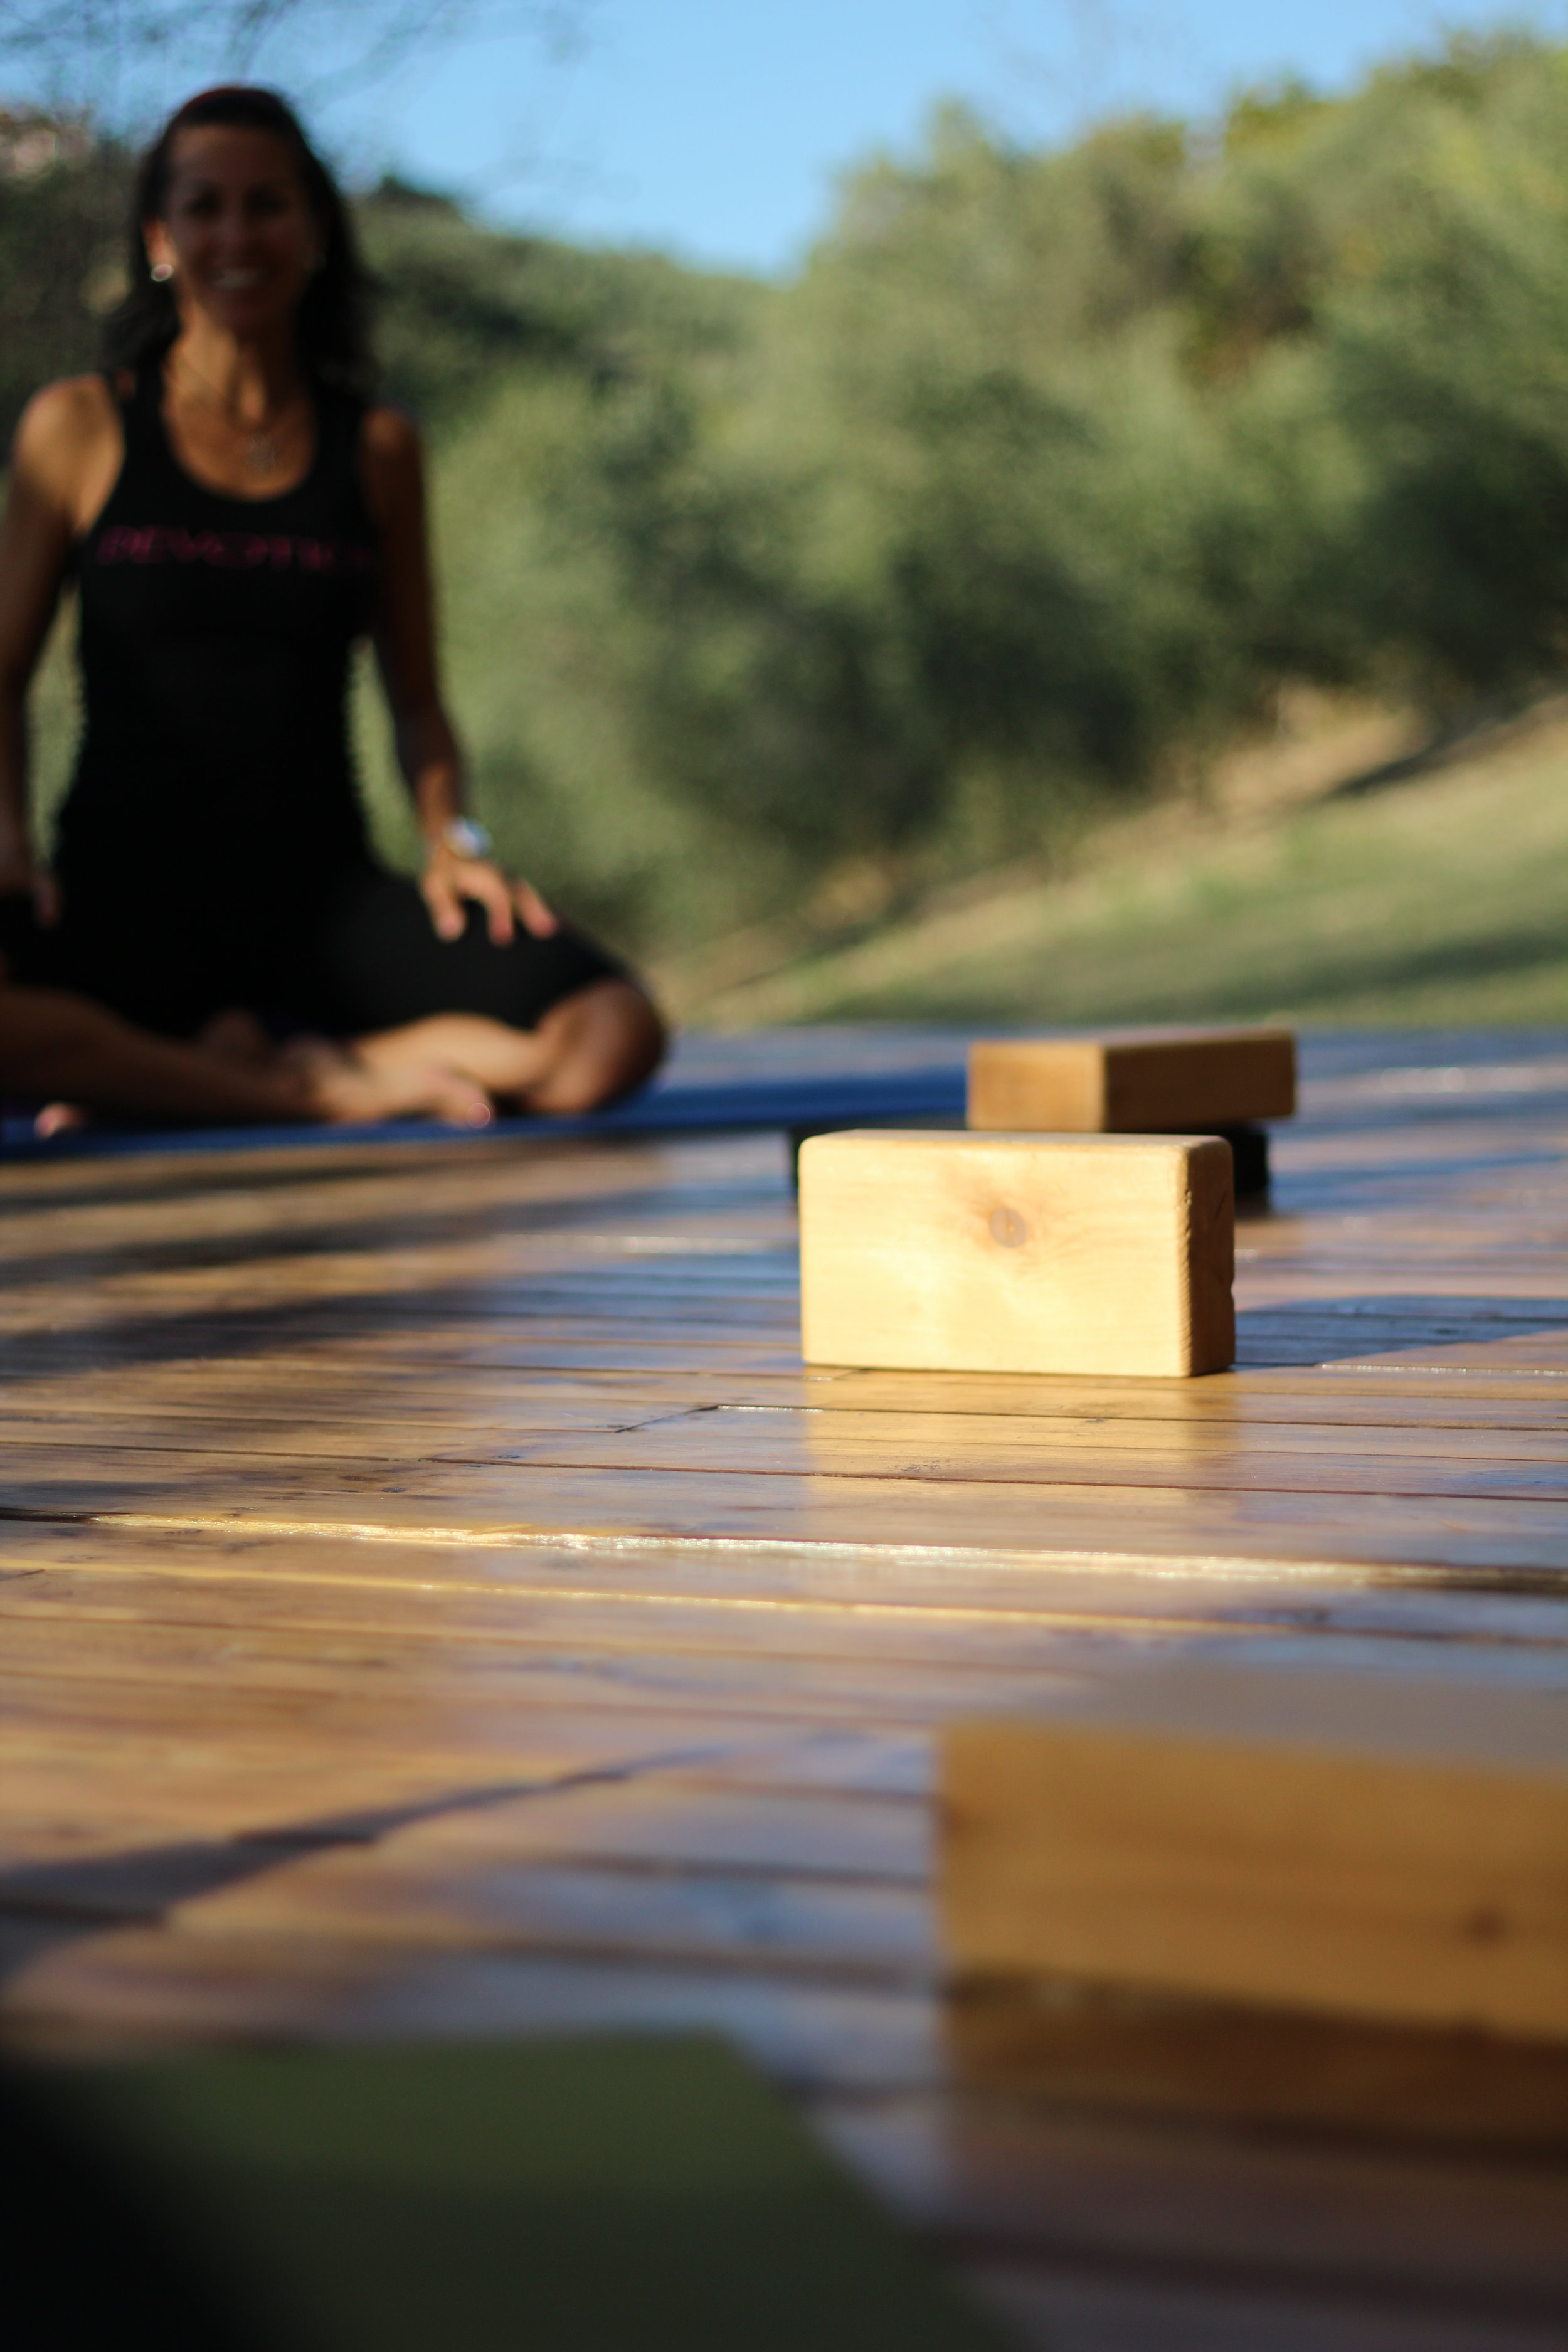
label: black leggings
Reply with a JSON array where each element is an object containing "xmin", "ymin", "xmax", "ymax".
[{"xmin": 0, "ymin": 864, "xmax": 631, "ymax": 1042}]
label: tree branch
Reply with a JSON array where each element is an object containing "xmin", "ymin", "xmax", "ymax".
[{"xmin": 0, "ymin": 1, "xmax": 589, "ymax": 122}]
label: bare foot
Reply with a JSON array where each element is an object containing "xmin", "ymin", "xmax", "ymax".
[
  {"xmin": 34, "ymin": 1101, "xmax": 87, "ymax": 1138},
  {"xmin": 282, "ymin": 1036, "xmax": 494, "ymax": 1128}
]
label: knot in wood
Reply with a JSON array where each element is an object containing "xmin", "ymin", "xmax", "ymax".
[{"xmin": 988, "ymin": 1205, "xmax": 1030, "ymax": 1249}]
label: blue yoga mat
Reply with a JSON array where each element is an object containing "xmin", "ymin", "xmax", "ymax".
[{"xmin": 0, "ymin": 1061, "xmax": 968, "ymax": 1162}]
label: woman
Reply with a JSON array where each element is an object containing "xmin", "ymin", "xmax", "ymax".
[{"xmin": 0, "ymin": 85, "xmax": 665, "ymax": 1130}]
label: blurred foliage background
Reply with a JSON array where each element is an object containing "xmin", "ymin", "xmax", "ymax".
[{"xmin": 8, "ymin": 33, "xmax": 1568, "ymax": 1004}]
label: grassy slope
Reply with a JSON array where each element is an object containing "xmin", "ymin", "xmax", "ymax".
[{"xmin": 680, "ymin": 715, "xmax": 1568, "ymax": 1030}]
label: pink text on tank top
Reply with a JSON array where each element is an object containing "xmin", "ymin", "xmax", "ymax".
[{"xmin": 95, "ymin": 524, "xmax": 374, "ymax": 574}]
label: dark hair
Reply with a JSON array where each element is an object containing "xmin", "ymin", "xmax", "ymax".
[{"xmin": 101, "ymin": 85, "xmax": 376, "ymax": 393}]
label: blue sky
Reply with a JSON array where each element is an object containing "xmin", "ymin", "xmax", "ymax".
[
  {"xmin": 320, "ymin": 0, "xmax": 1568, "ymax": 273},
  {"xmin": 31, "ymin": 0, "xmax": 1568, "ymax": 276}
]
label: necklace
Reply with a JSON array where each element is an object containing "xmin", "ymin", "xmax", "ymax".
[{"xmin": 167, "ymin": 356, "xmax": 306, "ymax": 477}]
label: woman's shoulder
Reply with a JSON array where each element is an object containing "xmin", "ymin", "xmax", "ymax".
[
  {"xmin": 10, "ymin": 374, "xmax": 123, "ymax": 522},
  {"xmin": 14, "ymin": 373, "xmax": 120, "ymax": 458}
]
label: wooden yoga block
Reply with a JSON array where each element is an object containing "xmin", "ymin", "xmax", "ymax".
[
  {"xmin": 798, "ymin": 1130, "xmax": 1234, "ymax": 1377},
  {"xmin": 943, "ymin": 1666, "xmax": 1568, "ymax": 2043},
  {"xmin": 967, "ymin": 1026, "xmax": 1296, "ymax": 1135}
]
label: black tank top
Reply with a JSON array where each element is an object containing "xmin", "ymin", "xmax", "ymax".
[{"xmin": 58, "ymin": 359, "xmax": 378, "ymax": 906}]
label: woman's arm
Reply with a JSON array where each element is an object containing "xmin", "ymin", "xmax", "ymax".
[
  {"xmin": 0, "ymin": 381, "xmax": 115, "ymax": 913},
  {"xmin": 363, "ymin": 405, "xmax": 556, "ymax": 946}
]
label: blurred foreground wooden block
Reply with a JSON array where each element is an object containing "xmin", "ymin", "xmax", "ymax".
[
  {"xmin": 967, "ymin": 1027, "xmax": 1296, "ymax": 1133},
  {"xmin": 947, "ymin": 1971, "xmax": 1568, "ymax": 2151},
  {"xmin": 943, "ymin": 1668, "xmax": 1568, "ymax": 2043},
  {"xmin": 798, "ymin": 1131, "xmax": 1233, "ymax": 1376}
]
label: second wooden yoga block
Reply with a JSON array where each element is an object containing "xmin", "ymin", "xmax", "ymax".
[
  {"xmin": 967, "ymin": 1026, "xmax": 1296, "ymax": 1133},
  {"xmin": 943, "ymin": 1670, "xmax": 1568, "ymax": 2042},
  {"xmin": 798, "ymin": 1130, "xmax": 1234, "ymax": 1376}
]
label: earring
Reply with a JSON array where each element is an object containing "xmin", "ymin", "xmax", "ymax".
[{"xmin": 149, "ymin": 260, "xmax": 174, "ymax": 282}]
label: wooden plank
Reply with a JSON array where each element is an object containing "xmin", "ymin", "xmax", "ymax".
[
  {"xmin": 0, "ymin": 1562, "xmax": 1399, "ymax": 1679},
  {"xmin": 0, "ymin": 1932, "xmax": 944, "ymax": 2092},
  {"xmin": 0, "ymin": 1365, "xmax": 840, "ymax": 1420},
  {"xmin": 0, "ymin": 1604, "xmax": 1193, "ymax": 1742},
  {"xmin": 14, "ymin": 1401, "xmax": 1568, "ymax": 1502},
  {"xmin": 447, "ymin": 1407, "xmax": 1568, "ymax": 1500},
  {"xmin": 34, "ymin": 1458, "xmax": 1568, "ymax": 1576},
  {"xmin": 167, "ymin": 1855, "xmax": 933, "ymax": 1979},
  {"xmin": 6, "ymin": 1781, "xmax": 931, "ymax": 1941},
  {"xmin": 942, "ymin": 1666, "xmax": 1568, "ymax": 2040},
  {"xmin": 967, "ymin": 1028, "xmax": 1297, "ymax": 1133},
  {"xmin": 800, "ymin": 1132, "xmax": 1234, "ymax": 1377},
  {"xmin": 9, "ymin": 1354, "xmax": 1568, "ymax": 1428},
  {"xmin": 13, "ymin": 1517, "xmax": 1568, "ymax": 1645},
  {"xmin": 0, "ymin": 1714, "xmax": 931, "ymax": 1868},
  {"xmin": 0, "ymin": 1403, "xmax": 700, "ymax": 1461}
]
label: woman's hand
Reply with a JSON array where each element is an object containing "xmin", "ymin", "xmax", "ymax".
[{"xmin": 418, "ymin": 835, "xmax": 559, "ymax": 948}]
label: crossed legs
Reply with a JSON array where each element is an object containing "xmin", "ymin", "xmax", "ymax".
[
  {"xmin": 350, "ymin": 979, "xmax": 667, "ymax": 1116},
  {"xmin": 0, "ymin": 980, "xmax": 491, "ymax": 1126},
  {"xmin": 0, "ymin": 973, "xmax": 666, "ymax": 1131}
]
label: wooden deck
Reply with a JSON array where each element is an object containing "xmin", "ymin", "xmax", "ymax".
[{"xmin": 2, "ymin": 1026, "xmax": 1566, "ymax": 2350}]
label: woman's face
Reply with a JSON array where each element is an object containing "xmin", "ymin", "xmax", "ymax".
[{"xmin": 144, "ymin": 125, "xmax": 320, "ymax": 343}]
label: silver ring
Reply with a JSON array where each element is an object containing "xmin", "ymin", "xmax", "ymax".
[{"xmin": 441, "ymin": 817, "xmax": 493, "ymax": 860}]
